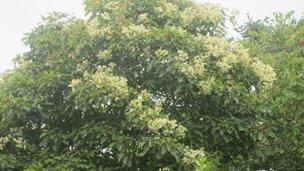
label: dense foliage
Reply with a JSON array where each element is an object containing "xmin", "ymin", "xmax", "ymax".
[
  {"xmin": 241, "ymin": 13, "xmax": 304, "ymax": 170},
  {"xmin": 3, "ymin": 0, "xmax": 302, "ymax": 170}
]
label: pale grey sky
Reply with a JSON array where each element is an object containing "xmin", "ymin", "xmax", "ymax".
[{"xmin": 0, "ymin": 0, "xmax": 303, "ymax": 72}]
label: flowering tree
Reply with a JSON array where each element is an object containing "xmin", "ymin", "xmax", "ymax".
[{"xmin": 0, "ymin": 0, "xmax": 276, "ymax": 170}]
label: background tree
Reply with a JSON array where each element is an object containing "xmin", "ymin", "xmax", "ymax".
[
  {"xmin": 0, "ymin": 0, "xmax": 276, "ymax": 170},
  {"xmin": 241, "ymin": 13, "xmax": 304, "ymax": 170}
]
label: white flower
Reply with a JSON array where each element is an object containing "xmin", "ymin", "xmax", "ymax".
[
  {"xmin": 156, "ymin": 2, "xmax": 178, "ymax": 16},
  {"xmin": 181, "ymin": 3, "xmax": 223, "ymax": 26},
  {"xmin": 251, "ymin": 60, "xmax": 276, "ymax": 89},
  {"xmin": 199, "ymin": 77, "xmax": 215, "ymax": 95},
  {"xmin": 88, "ymin": 0, "xmax": 101, "ymax": 6},
  {"xmin": 100, "ymin": 12, "xmax": 111, "ymax": 21},
  {"xmin": 148, "ymin": 117, "xmax": 186, "ymax": 138},
  {"xmin": 0, "ymin": 136, "xmax": 9, "ymax": 150},
  {"xmin": 180, "ymin": 63, "xmax": 195, "ymax": 77},
  {"xmin": 183, "ymin": 149, "xmax": 206, "ymax": 165},
  {"xmin": 69, "ymin": 79, "xmax": 82, "ymax": 89},
  {"xmin": 90, "ymin": 66, "xmax": 129, "ymax": 100},
  {"xmin": 97, "ymin": 49, "xmax": 112, "ymax": 60},
  {"xmin": 176, "ymin": 50, "xmax": 189, "ymax": 61},
  {"xmin": 13, "ymin": 137, "xmax": 27, "ymax": 149},
  {"xmin": 192, "ymin": 56, "xmax": 206, "ymax": 75},
  {"xmin": 138, "ymin": 13, "xmax": 149, "ymax": 23},
  {"xmin": 201, "ymin": 36, "xmax": 276, "ymax": 89},
  {"xmin": 122, "ymin": 24, "xmax": 148, "ymax": 38},
  {"xmin": 87, "ymin": 19, "xmax": 112, "ymax": 38},
  {"xmin": 155, "ymin": 49, "xmax": 169, "ymax": 59}
]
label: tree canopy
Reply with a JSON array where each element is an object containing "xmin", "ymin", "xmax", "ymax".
[
  {"xmin": 241, "ymin": 13, "xmax": 304, "ymax": 170},
  {"xmin": 2, "ymin": 0, "xmax": 303, "ymax": 170}
]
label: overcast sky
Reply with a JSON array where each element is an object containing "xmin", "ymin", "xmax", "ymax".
[{"xmin": 0, "ymin": 0, "xmax": 304, "ymax": 72}]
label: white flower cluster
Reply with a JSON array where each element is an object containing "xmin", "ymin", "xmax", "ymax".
[
  {"xmin": 234, "ymin": 43, "xmax": 251, "ymax": 64},
  {"xmin": 13, "ymin": 137, "xmax": 27, "ymax": 149},
  {"xmin": 216, "ymin": 53, "xmax": 238, "ymax": 72},
  {"xmin": 105, "ymin": 1, "xmax": 121, "ymax": 11},
  {"xmin": 90, "ymin": 65, "xmax": 129, "ymax": 100},
  {"xmin": 69, "ymin": 79, "xmax": 82, "ymax": 90},
  {"xmin": 97, "ymin": 49, "xmax": 112, "ymax": 60},
  {"xmin": 202, "ymin": 36, "xmax": 276, "ymax": 88},
  {"xmin": 156, "ymin": 2, "xmax": 179, "ymax": 16},
  {"xmin": 200, "ymin": 3, "xmax": 223, "ymax": 24},
  {"xmin": 87, "ymin": 19, "xmax": 100, "ymax": 37},
  {"xmin": 76, "ymin": 60, "xmax": 90, "ymax": 72},
  {"xmin": 202, "ymin": 36, "xmax": 231, "ymax": 58},
  {"xmin": 0, "ymin": 136, "xmax": 9, "ymax": 150},
  {"xmin": 0, "ymin": 129, "xmax": 27, "ymax": 151},
  {"xmin": 198, "ymin": 77, "xmax": 215, "ymax": 95},
  {"xmin": 87, "ymin": 18, "xmax": 112, "ymax": 38},
  {"xmin": 148, "ymin": 117, "xmax": 186, "ymax": 138},
  {"xmin": 178, "ymin": 53, "xmax": 206, "ymax": 78},
  {"xmin": 17, "ymin": 58, "xmax": 33, "ymax": 69},
  {"xmin": 182, "ymin": 148, "xmax": 206, "ymax": 165},
  {"xmin": 176, "ymin": 50, "xmax": 189, "ymax": 62},
  {"xmin": 159, "ymin": 167, "xmax": 170, "ymax": 171},
  {"xmin": 70, "ymin": 65, "xmax": 129, "ymax": 101},
  {"xmin": 155, "ymin": 49, "xmax": 170, "ymax": 59},
  {"xmin": 192, "ymin": 56, "xmax": 206, "ymax": 75},
  {"xmin": 251, "ymin": 60, "xmax": 276, "ymax": 89},
  {"xmin": 89, "ymin": 0, "xmax": 101, "ymax": 7},
  {"xmin": 100, "ymin": 12, "xmax": 111, "ymax": 21},
  {"xmin": 127, "ymin": 91, "xmax": 186, "ymax": 138},
  {"xmin": 168, "ymin": 26, "xmax": 188, "ymax": 35},
  {"xmin": 122, "ymin": 24, "xmax": 148, "ymax": 38},
  {"xmin": 127, "ymin": 90, "xmax": 151, "ymax": 120},
  {"xmin": 181, "ymin": 2, "xmax": 223, "ymax": 26},
  {"xmin": 180, "ymin": 63, "xmax": 196, "ymax": 77},
  {"xmin": 137, "ymin": 13, "xmax": 149, "ymax": 24}
]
